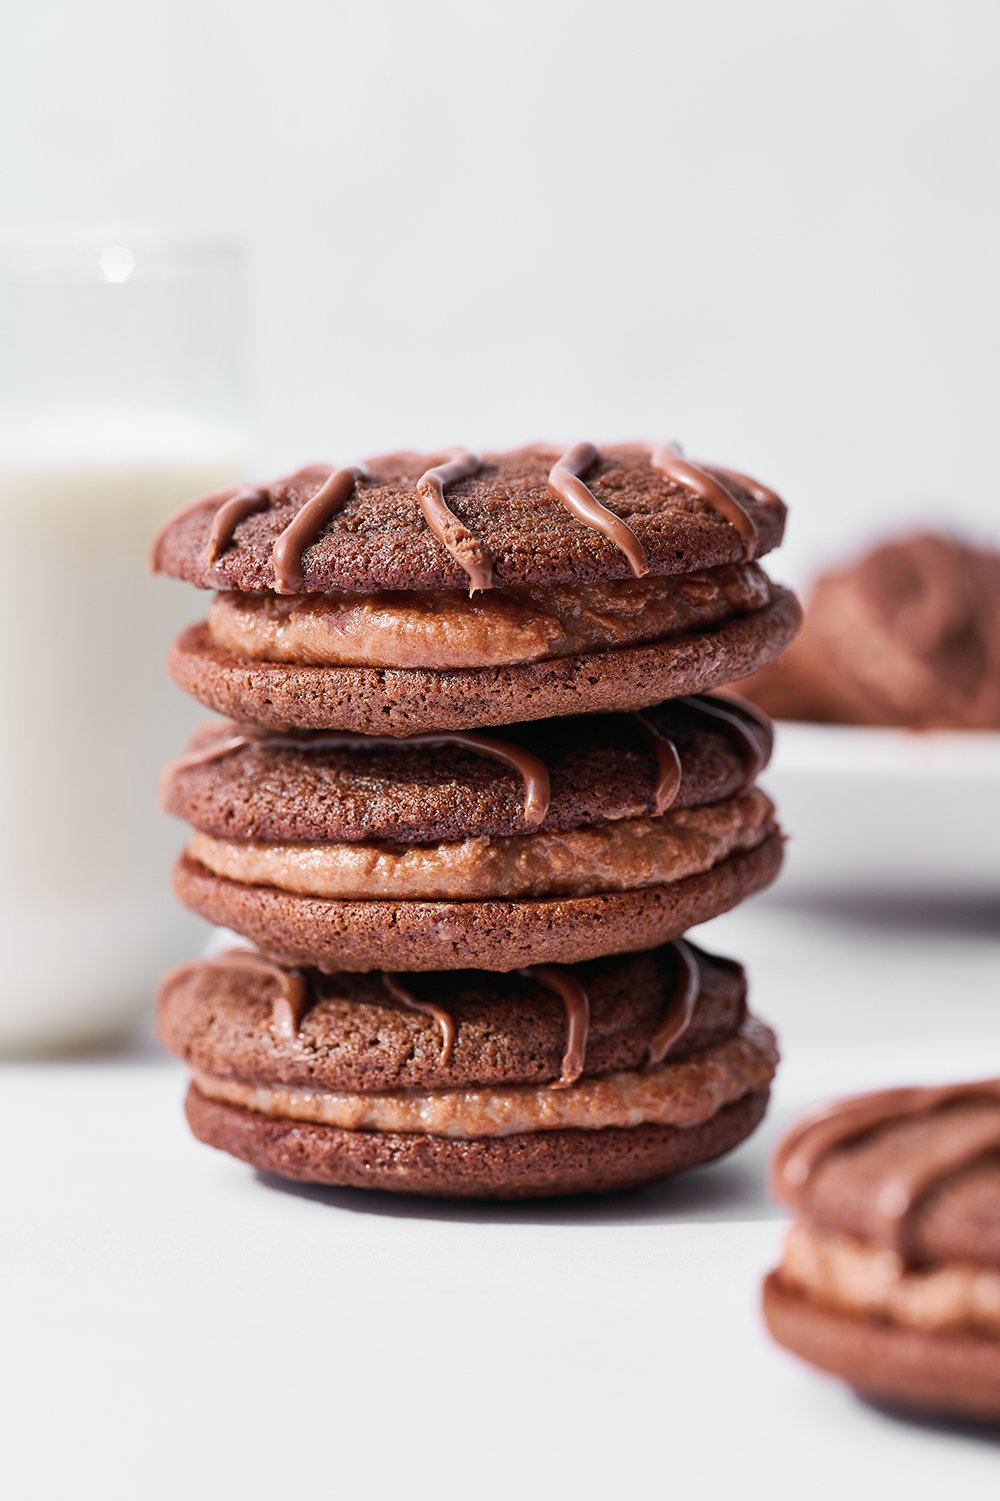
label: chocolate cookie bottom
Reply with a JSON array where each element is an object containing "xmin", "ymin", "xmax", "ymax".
[
  {"xmin": 169, "ymin": 587, "xmax": 800, "ymax": 735},
  {"xmin": 186, "ymin": 1084, "xmax": 769, "ymax": 1199},
  {"xmin": 173, "ymin": 830, "xmax": 782, "ymax": 972},
  {"xmin": 763, "ymin": 1273, "xmax": 1000, "ymax": 1424}
]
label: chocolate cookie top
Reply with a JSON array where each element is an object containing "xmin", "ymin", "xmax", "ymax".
[
  {"xmin": 162, "ymin": 694, "xmax": 773, "ymax": 844},
  {"xmin": 151, "ymin": 443, "xmax": 787, "ymax": 594},
  {"xmin": 771, "ymin": 1080, "xmax": 1000, "ymax": 1268},
  {"xmin": 157, "ymin": 940, "xmax": 747, "ymax": 1093}
]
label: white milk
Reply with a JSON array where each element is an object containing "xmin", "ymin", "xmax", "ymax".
[{"xmin": 0, "ymin": 414, "xmax": 246, "ymax": 1051}]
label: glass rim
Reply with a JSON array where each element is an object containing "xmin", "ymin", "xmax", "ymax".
[{"xmin": 0, "ymin": 225, "xmax": 244, "ymax": 281}]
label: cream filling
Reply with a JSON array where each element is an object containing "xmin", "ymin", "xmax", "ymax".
[
  {"xmin": 192, "ymin": 1017, "xmax": 777, "ymax": 1138},
  {"xmin": 780, "ymin": 1221, "xmax": 1000, "ymax": 1339},
  {"xmin": 207, "ymin": 564, "xmax": 771, "ymax": 670},
  {"xmin": 186, "ymin": 790, "xmax": 773, "ymax": 901}
]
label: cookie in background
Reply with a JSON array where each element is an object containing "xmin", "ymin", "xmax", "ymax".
[
  {"xmin": 735, "ymin": 531, "xmax": 1000, "ymax": 731},
  {"xmin": 729, "ymin": 531, "xmax": 1000, "ymax": 899},
  {"xmin": 764, "ymin": 1078, "xmax": 1000, "ymax": 1424}
]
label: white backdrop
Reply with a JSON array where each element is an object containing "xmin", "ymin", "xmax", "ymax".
[{"xmin": 6, "ymin": 0, "xmax": 999, "ymax": 580}]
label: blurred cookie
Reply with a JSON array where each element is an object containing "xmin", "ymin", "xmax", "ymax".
[
  {"xmin": 737, "ymin": 532, "xmax": 1000, "ymax": 729},
  {"xmin": 764, "ymin": 1080, "xmax": 1000, "ymax": 1423},
  {"xmin": 157, "ymin": 940, "xmax": 777, "ymax": 1198}
]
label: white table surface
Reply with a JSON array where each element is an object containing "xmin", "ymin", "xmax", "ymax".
[{"xmin": 5, "ymin": 888, "xmax": 999, "ymax": 1500}]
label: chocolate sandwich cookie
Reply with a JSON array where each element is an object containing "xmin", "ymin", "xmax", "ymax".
[
  {"xmin": 737, "ymin": 532, "xmax": 1000, "ymax": 729},
  {"xmin": 163, "ymin": 694, "xmax": 783, "ymax": 972},
  {"xmin": 764, "ymin": 1080, "xmax": 1000, "ymax": 1423},
  {"xmin": 157, "ymin": 940, "xmax": 778, "ymax": 1198},
  {"xmin": 154, "ymin": 443, "xmax": 800, "ymax": 733}
]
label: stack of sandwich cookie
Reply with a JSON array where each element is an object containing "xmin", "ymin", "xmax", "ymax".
[
  {"xmin": 153, "ymin": 440, "xmax": 798, "ymax": 1198},
  {"xmin": 765, "ymin": 1080, "xmax": 1000, "ymax": 1421}
]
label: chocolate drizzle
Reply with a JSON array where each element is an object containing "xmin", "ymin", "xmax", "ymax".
[
  {"xmin": 674, "ymin": 693, "xmax": 774, "ymax": 793},
  {"xmin": 204, "ymin": 486, "xmax": 269, "ymax": 567},
  {"xmin": 153, "ymin": 442, "xmax": 780, "ymax": 586},
  {"xmin": 772, "ymin": 1079, "xmax": 1000, "ymax": 1260},
  {"xmin": 162, "ymin": 734, "xmax": 251, "ymax": 778},
  {"xmin": 522, "ymin": 965, "xmax": 591, "ymax": 1088},
  {"xmin": 629, "ymin": 713, "xmax": 683, "ymax": 814},
  {"xmin": 165, "ymin": 726, "xmax": 551, "ymax": 828},
  {"xmin": 628, "ymin": 694, "xmax": 771, "ymax": 812},
  {"xmin": 547, "ymin": 443, "xmax": 649, "ymax": 577},
  {"xmin": 414, "ymin": 450, "xmax": 492, "ymax": 593},
  {"xmin": 715, "ymin": 465, "xmax": 781, "ymax": 510},
  {"xmin": 381, "ymin": 973, "xmax": 456, "ymax": 1064},
  {"xmin": 647, "ymin": 940, "xmax": 701, "ymax": 1067},
  {"xmin": 651, "ymin": 442, "xmax": 762, "ymax": 559},
  {"xmin": 149, "ymin": 485, "xmax": 236, "ymax": 572},
  {"xmin": 157, "ymin": 949, "xmax": 311, "ymax": 1039},
  {"xmin": 272, "ymin": 466, "xmax": 367, "ymax": 594},
  {"xmin": 152, "ymin": 465, "xmax": 368, "ymax": 588}
]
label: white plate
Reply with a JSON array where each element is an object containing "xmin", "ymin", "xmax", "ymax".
[{"xmin": 760, "ymin": 722, "xmax": 1000, "ymax": 898}]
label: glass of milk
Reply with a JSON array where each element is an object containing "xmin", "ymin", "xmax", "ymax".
[{"xmin": 0, "ymin": 228, "xmax": 249, "ymax": 1052}]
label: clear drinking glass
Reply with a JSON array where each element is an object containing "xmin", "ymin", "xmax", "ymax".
[{"xmin": 0, "ymin": 228, "xmax": 249, "ymax": 1051}]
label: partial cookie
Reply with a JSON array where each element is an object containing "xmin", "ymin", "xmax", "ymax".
[
  {"xmin": 764, "ymin": 1079, "xmax": 1000, "ymax": 1423},
  {"xmin": 763, "ymin": 1275, "xmax": 1000, "ymax": 1424},
  {"xmin": 169, "ymin": 586, "xmax": 800, "ymax": 735},
  {"xmin": 157, "ymin": 940, "xmax": 777, "ymax": 1197}
]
